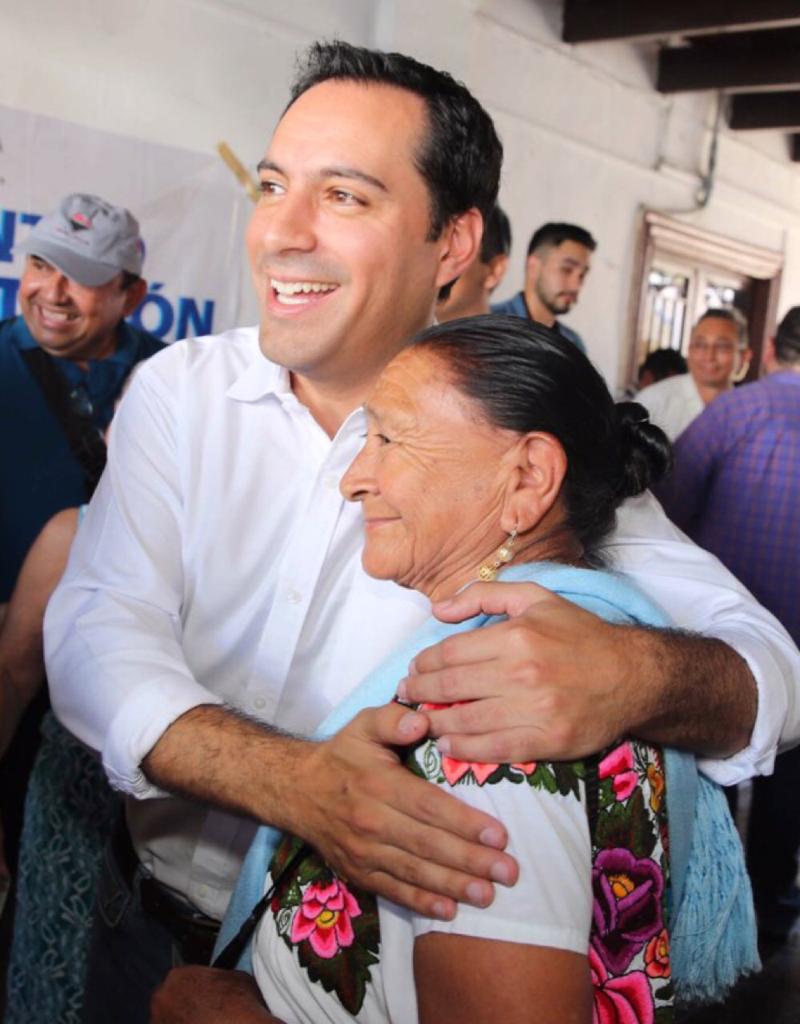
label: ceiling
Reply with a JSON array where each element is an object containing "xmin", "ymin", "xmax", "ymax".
[{"xmin": 562, "ymin": 1, "xmax": 800, "ymax": 161}]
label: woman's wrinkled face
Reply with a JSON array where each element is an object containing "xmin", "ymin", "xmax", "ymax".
[{"xmin": 341, "ymin": 348, "xmax": 518, "ymax": 601}]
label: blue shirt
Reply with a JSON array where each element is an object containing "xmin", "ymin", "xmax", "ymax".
[
  {"xmin": 0, "ymin": 315, "xmax": 163, "ymax": 600},
  {"xmin": 656, "ymin": 372, "xmax": 800, "ymax": 645},
  {"xmin": 491, "ymin": 291, "xmax": 587, "ymax": 353}
]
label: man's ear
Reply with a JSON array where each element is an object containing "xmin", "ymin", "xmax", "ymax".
[
  {"xmin": 485, "ymin": 253, "xmax": 509, "ymax": 293},
  {"xmin": 761, "ymin": 336, "xmax": 777, "ymax": 373},
  {"xmin": 732, "ymin": 346, "xmax": 753, "ymax": 384},
  {"xmin": 435, "ymin": 208, "xmax": 483, "ymax": 290},
  {"xmin": 500, "ymin": 433, "xmax": 568, "ymax": 535},
  {"xmin": 122, "ymin": 277, "xmax": 148, "ymax": 317},
  {"xmin": 525, "ymin": 251, "xmax": 541, "ymax": 287}
]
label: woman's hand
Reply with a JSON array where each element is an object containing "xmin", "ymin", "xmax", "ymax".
[{"xmin": 150, "ymin": 967, "xmax": 281, "ymax": 1023}]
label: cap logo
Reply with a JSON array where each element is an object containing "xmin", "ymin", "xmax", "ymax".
[{"xmin": 70, "ymin": 212, "xmax": 93, "ymax": 231}]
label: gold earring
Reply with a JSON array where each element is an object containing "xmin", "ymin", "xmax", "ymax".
[{"xmin": 477, "ymin": 529, "xmax": 517, "ymax": 582}]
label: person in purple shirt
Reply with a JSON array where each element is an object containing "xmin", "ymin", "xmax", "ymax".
[{"xmin": 657, "ymin": 306, "xmax": 800, "ymax": 941}]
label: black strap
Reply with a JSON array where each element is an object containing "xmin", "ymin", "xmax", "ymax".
[
  {"xmin": 212, "ymin": 841, "xmax": 312, "ymax": 970},
  {"xmin": 584, "ymin": 753, "xmax": 601, "ymax": 838},
  {"xmin": 20, "ymin": 346, "xmax": 107, "ymax": 497}
]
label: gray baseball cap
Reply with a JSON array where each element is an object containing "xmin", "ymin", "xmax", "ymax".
[{"xmin": 16, "ymin": 193, "xmax": 145, "ymax": 287}]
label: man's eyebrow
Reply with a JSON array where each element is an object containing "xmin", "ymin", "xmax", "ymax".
[
  {"xmin": 255, "ymin": 159, "xmax": 387, "ymax": 193},
  {"xmin": 256, "ymin": 159, "xmax": 281, "ymax": 175},
  {"xmin": 319, "ymin": 166, "xmax": 388, "ymax": 192}
]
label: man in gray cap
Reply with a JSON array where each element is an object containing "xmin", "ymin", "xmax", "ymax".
[{"xmin": 0, "ymin": 193, "xmax": 163, "ymax": 872}]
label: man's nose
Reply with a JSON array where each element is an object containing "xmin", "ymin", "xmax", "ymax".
[{"xmin": 255, "ymin": 190, "xmax": 317, "ymax": 255}]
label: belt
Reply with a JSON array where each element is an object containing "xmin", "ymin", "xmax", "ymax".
[{"xmin": 110, "ymin": 816, "xmax": 220, "ymax": 966}]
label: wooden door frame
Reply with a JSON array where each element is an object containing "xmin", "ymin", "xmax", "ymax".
[{"xmin": 626, "ymin": 210, "xmax": 784, "ymax": 387}]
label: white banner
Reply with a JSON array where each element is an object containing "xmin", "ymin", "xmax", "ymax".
[{"xmin": 0, "ymin": 105, "xmax": 257, "ymax": 340}]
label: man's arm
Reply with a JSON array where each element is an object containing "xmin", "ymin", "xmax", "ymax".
[
  {"xmin": 0, "ymin": 508, "xmax": 79, "ymax": 757},
  {"xmin": 400, "ymin": 582, "xmax": 756, "ymax": 761},
  {"xmin": 45, "ymin": 354, "xmax": 514, "ymax": 916},
  {"xmin": 143, "ymin": 702, "xmax": 515, "ymax": 917},
  {"xmin": 401, "ymin": 492, "xmax": 798, "ymax": 784}
]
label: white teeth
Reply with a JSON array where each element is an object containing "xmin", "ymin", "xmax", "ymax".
[{"xmin": 270, "ymin": 278, "xmax": 337, "ymax": 297}]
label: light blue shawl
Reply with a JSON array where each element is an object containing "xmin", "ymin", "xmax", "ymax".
[{"xmin": 215, "ymin": 562, "xmax": 758, "ymax": 1002}]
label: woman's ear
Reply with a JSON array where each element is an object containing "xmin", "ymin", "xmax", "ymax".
[{"xmin": 500, "ymin": 433, "xmax": 568, "ymax": 534}]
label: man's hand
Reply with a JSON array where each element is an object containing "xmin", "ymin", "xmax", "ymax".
[
  {"xmin": 150, "ymin": 967, "xmax": 279, "ymax": 1023},
  {"xmin": 398, "ymin": 581, "xmax": 756, "ymax": 762},
  {"xmin": 144, "ymin": 703, "xmax": 518, "ymax": 923},
  {"xmin": 285, "ymin": 703, "xmax": 518, "ymax": 920}
]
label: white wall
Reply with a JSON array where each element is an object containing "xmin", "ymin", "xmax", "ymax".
[{"xmin": 2, "ymin": 0, "xmax": 799, "ymax": 384}]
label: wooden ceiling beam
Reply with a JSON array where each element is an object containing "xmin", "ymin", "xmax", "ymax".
[
  {"xmin": 563, "ymin": 1, "xmax": 800, "ymax": 44},
  {"xmin": 658, "ymin": 44, "xmax": 800, "ymax": 93},
  {"xmin": 729, "ymin": 91, "xmax": 800, "ymax": 130}
]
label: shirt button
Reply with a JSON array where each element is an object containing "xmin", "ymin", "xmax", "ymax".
[
  {"xmin": 253, "ymin": 696, "xmax": 266, "ymax": 710},
  {"xmin": 287, "ymin": 589, "xmax": 303, "ymax": 604},
  {"xmin": 196, "ymin": 884, "xmax": 210, "ymax": 900}
]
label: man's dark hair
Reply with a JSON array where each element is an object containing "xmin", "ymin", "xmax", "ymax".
[
  {"xmin": 289, "ymin": 40, "xmax": 502, "ymax": 240},
  {"xmin": 480, "ymin": 205, "xmax": 512, "ymax": 264},
  {"xmin": 775, "ymin": 306, "xmax": 800, "ymax": 365},
  {"xmin": 638, "ymin": 348, "xmax": 687, "ymax": 384},
  {"xmin": 411, "ymin": 315, "xmax": 671, "ymax": 559},
  {"xmin": 695, "ymin": 307, "xmax": 749, "ymax": 349},
  {"xmin": 120, "ymin": 271, "xmax": 142, "ymax": 291},
  {"xmin": 527, "ymin": 222, "xmax": 597, "ymax": 258}
]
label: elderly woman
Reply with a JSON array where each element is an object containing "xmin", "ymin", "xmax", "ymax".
[{"xmin": 153, "ymin": 316, "xmax": 750, "ymax": 1024}]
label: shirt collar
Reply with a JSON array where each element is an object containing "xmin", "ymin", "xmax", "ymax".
[{"xmin": 226, "ymin": 345, "xmax": 293, "ymax": 403}]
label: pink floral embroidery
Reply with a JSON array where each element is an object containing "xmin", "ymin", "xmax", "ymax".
[
  {"xmin": 419, "ymin": 702, "xmax": 535, "ymax": 786},
  {"xmin": 440, "ymin": 756, "xmax": 536, "ymax": 786},
  {"xmin": 590, "ymin": 947, "xmax": 654, "ymax": 1024},
  {"xmin": 290, "ymin": 879, "xmax": 362, "ymax": 959},
  {"xmin": 599, "ymin": 743, "xmax": 638, "ymax": 802}
]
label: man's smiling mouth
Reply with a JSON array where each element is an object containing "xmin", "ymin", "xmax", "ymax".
[{"xmin": 270, "ymin": 278, "xmax": 338, "ymax": 306}]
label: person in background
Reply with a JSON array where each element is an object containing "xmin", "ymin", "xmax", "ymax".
[
  {"xmin": 636, "ymin": 348, "xmax": 688, "ymax": 391},
  {"xmin": 436, "ymin": 204, "xmax": 510, "ymax": 321},
  {"xmin": 491, "ymin": 221, "xmax": 595, "ymax": 352},
  {"xmin": 657, "ymin": 307, "xmax": 800, "ymax": 942},
  {"xmin": 1, "ymin": 369, "xmax": 141, "ymax": 1024},
  {"xmin": 0, "ymin": 194, "xmax": 161, "ymax": 939},
  {"xmin": 636, "ymin": 308, "xmax": 750, "ymax": 441}
]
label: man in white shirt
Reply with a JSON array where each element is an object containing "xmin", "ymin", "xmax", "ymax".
[
  {"xmin": 45, "ymin": 41, "xmax": 800, "ymax": 1022},
  {"xmin": 637, "ymin": 308, "xmax": 751, "ymax": 440}
]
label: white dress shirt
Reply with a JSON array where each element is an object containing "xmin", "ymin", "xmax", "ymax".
[
  {"xmin": 45, "ymin": 327, "xmax": 800, "ymax": 918},
  {"xmin": 636, "ymin": 372, "xmax": 704, "ymax": 441}
]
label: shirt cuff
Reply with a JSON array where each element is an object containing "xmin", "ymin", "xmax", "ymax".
[
  {"xmin": 103, "ymin": 677, "xmax": 225, "ymax": 799},
  {"xmin": 696, "ymin": 631, "xmax": 788, "ymax": 786}
]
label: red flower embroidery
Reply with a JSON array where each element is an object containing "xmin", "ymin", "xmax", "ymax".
[
  {"xmin": 419, "ymin": 702, "xmax": 535, "ymax": 786},
  {"xmin": 590, "ymin": 947, "xmax": 654, "ymax": 1024},
  {"xmin": 644, "ymin": 928, "xmax": 670, "ymax": 979},
  {"xmin": 290, "ymin": 878, "xmax": 362, "ymax": 959},
  {"xmin": 599, "ymin": 743, "xmax": 638, "ymax": 802}
]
